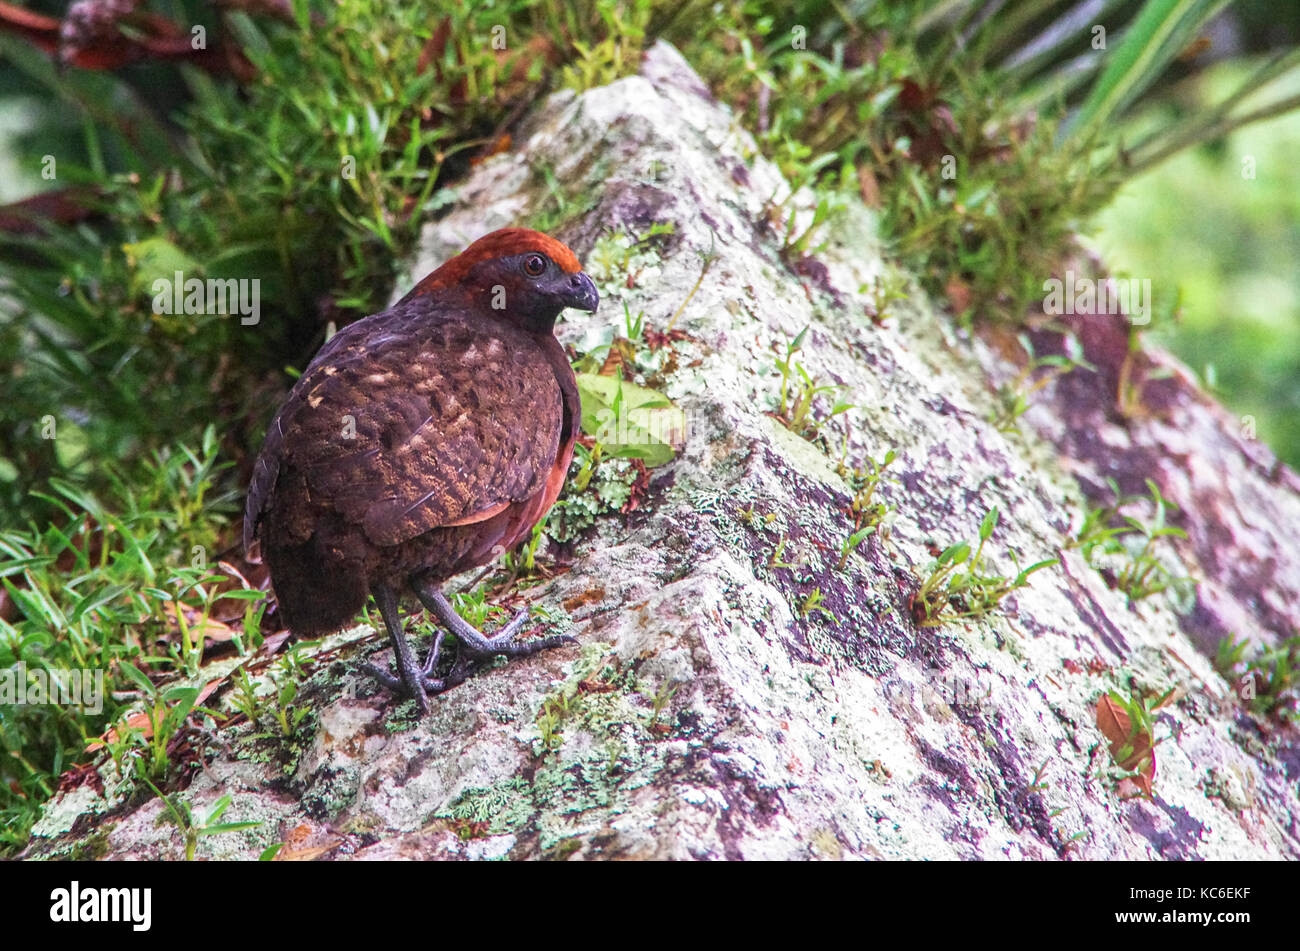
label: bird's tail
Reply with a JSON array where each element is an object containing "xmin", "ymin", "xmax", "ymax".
[{"xmin": 265, "ymin": 534, "xmax": 370, "ymax": 636}]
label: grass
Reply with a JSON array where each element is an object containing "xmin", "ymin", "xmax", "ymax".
[
  {"xmin": 910, "ymin": 507, "xmax": 1057, "ymax": 627},
  {"xmin": 1068, "ymin": 479, "xmax": 1195, "ymax": 608},
  {"xmin": 0, "ymin": 425, "xmax": 242, "ymax": 849}
]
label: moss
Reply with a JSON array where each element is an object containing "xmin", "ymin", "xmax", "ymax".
[
  {"xmin": 545, "ymin": 836, "xmax": 585, "ymax": 860},
  {"xmin": 445, "ymin": 777, "xmax": 536, "ymax": 834},
  {"xmin": 67, "ymin": 827, "xmax": 114, "ymax": 861},
  {"xmin": 435, "ymin": 640, "xmax": 682, "ymax": 850}
]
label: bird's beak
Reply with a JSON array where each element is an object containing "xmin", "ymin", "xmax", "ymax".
[{"xmin": 561, "ymin": 272, "xmax": 600, "ymax": 313}]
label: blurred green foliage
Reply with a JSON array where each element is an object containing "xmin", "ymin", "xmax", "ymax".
[{"xmin": 1094, "ymin": 61, "xmax": 1300, "ymax": 466}]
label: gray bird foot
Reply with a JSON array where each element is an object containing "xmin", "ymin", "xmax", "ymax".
[
  {"xmin": 363, "ymin": 629, "xmax": 470, "ymax": 711},
  {"xmin": 364, "ymin": 581, "xmax": 575, "ymax": 715},
  {"xmin": 414, "ymin": 582, "xmax": 576, "ymax": 659},
  {"xmin": 362, "ymin": 585, "xmax": 464, "ymax": 715}
]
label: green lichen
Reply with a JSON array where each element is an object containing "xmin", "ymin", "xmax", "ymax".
[
  {"xmin": 549, "ymin": 456, "xmax": 640, "ymax": 543},
  {"xmin": 435, "ymin": 639, "xmax": 683, "ymax": 850},
  {"xmin": 445, "ymin": 777, "xmax": 536, "ymax": 834},
  {"xmin": 68, "ymin": 827, "xmax": 113, "ymax": 860}
]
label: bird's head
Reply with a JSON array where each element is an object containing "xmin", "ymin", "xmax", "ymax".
[{"xmin": 403, "ymin": 227, "xmax": 599, "ymax": 333}]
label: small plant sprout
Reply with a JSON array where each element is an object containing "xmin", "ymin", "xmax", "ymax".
[
  {"xmin": 738, "ymin": 503, "xmax": 778, "ymax": 530},
  {"xmin": 665, "ymin": 232, "xmax": 718, "ymax": 334},
  {"xmin": 910, "ymin": 507, "xmax": 1057, "ymax": 627},
  {"xmin": 1214, "ymin": 633, "xmax": 1299, "ymax": 721},
  {"xmin": 837, "ymin": 525, "xmax": 877, "ymax": 571},
  {"xmin": 1096, "ymin": 686, "xmax": 1176, "ymax": 799},
  {"xmin": 505, "ymin": 519, "xmax": 546, "ymax": 576},
  {"xmin": 451, "ymin": 585, "xmax": 495, "ymax": 630},
  {"xmin": 1112, "ymin": 482, "xmax": 1192, "ymax": 604},
  {"xmin": 647, "ymin": 679, "xmax": 680, "ymax": 729},
  {"xmin": 624, "ymin": 300, "xmax": 646, "ymax": 344},
  {"xmin": 1067, "ymin": 477, "xmax": 1135, "ymax": 561},
  {"xmin": 1069, "ymin": 479, "xmax": 1195, "ymax": 606},
  {"xmin": 991, "ymin": 333, "xmax": 1094, "ymax": 434},
  {"xmin": 142, "ymin": 778, "xmax": 261, "ymax": 861},
  {"xmin": 769, "ymin": 536, "xmax": 796, "ymax": 570},
  {"xmin": 1027, "ymin": 758, "xmax": 1051, "ymax": 793},
  {"xmin": 270, "ymin": 680, "xmax": 311, "ymax": 737},
  {"xmin": 1063, "ymin": 828, "xmax": 1091, "ymax": 852},
  {"xmin": 771, "ymin": 327, "xmax": 855, "ymax": 441},
  {"xmin": 1115, "ymin": 304, "xmax": 1179, "ymax": 420},
  {"xmin": 115, "ymin": 661, "xmax": 200, "ymax": 780},
  {"xmin": 536, "ymin": 686, "xmax": 582, "ymax": 754},
  {"xmin": 764, "ymin": 145, "xmax": 841, "ymax": 258},
  {"xmin": 843, "ymin": 448, "xmax": 897, "ymax": 533},
  {"xmin": 799, "ymin": 587, "xmax": 837, "ymax": 623},
  {"xmin": 863, "ymin": 268, "xmax": 910, "ymax": 325},
  {"xmin": 571, "ymin": 439, "xmax": 604, "ymax": 494},
  {"xmin": 230, "ymin": 668, "xmax": 268, "ymax": 725}
]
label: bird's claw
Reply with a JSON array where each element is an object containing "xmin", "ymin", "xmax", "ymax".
[
  {"xmin": 465, "ymin": 608, "xmax": 576, "ymax": 658},
  {"xmin": 366, "ymin": 584, "xmax": 577, "ymax": 715},
  {"xmin": 364, "ymin": 628, "xmax": 484, "ymax": 712}
]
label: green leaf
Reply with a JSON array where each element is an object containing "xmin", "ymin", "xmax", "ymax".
[
  {"xmin": 123, "ymin": 238, "xmax": 202, "ymax": 295},
  {"xmin": 575, "ymin": 373, "xmax": 682, "ymax": 466},
  {"xmin": 119, "ymin": 662, "xmax": 157, "ymax": 697},
  {"xmin": 938, "ymin": 542, "xmax": 970, "ymax": 566},
  {"xmin": 204, "ymin": 795, "xmax": 233, "ymax": 825},
  {"xmin": 1070, "ymin": 0, "xmax": 1230, "ymax": 138},
  {"xmin": 198, "ymin": 822, "xmax": 261, "ymax": 837},
  {"xmin": 161, "ymin": 687, "xmax": 200, "ymax": 735}
]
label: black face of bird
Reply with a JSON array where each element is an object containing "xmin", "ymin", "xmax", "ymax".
[{"xmin": 465, "ymin": 253, "xmax": 599, "ymax": 333}]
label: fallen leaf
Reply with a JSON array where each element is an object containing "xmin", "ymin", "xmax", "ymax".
[
  {"xmin": 1095, "ymin": 694, "xmax": 1156, "ymax": 797},
  {"xmin": 87, "ymin": 679, "xmax": 221, "ymax": 751}
]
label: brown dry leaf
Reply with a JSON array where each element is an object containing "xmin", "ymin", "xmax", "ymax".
[
  {"xmin": 274, "ymin": 823, "xmax": 342, "ymax": 861},
  {"xmin": 470, "ymin": 133, "xmax": 512, "ymax": 167},
  {"xmin": 261, "ymin": 631, "xmax": 292, "ymax": 655},
  {"xmin": 944, "ymin": 276, "xmax": 972, "ymax": 315},
  {"xmin": 163, "ymin": 603, "xmax": 235, "ymax": 643},
  {"xmin": 1095, "ymin": 695, "xmax": 1156, "ymax": 797},
  {"xmin": 87, "ymin": 678, "xmax": 222, "ymax": 751},
  {"xmin": 857, "ymin": 164, "xmax": 881, "ymax": 207}
]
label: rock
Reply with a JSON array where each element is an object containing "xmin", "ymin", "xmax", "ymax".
[{"xmin": 25, "ymin": 41, "xmax": 1299, "ymax": 861}]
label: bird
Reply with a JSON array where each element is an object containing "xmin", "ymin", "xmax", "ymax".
[{"xmin": 243, "ymin": 228, "xmax": 599, "ymax": 713}]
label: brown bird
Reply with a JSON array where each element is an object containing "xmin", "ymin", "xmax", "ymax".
[{"xmin": 244, "ymin": 228, "xmax": 598, "ymax": 713}]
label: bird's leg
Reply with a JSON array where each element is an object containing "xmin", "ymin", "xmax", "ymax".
[
  {"xmin": 413, "ymin": 578, "xmax": 575, "ymax": 659},
  {"xmin": 362, "ymin": 583, "xmax": 441, "ymax": 714}
]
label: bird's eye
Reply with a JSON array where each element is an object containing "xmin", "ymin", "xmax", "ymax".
[{"xmin": 523, "ymin": 254, "xmax": 547, "ymax": 277}]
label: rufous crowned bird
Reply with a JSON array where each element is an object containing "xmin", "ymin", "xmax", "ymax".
[{"xmin": 244, "ymin": 228, "xmax": 598, "ymax": 714}]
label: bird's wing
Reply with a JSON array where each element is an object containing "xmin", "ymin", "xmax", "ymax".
[{"xmin": 247, "ymin": 309, "xmax": 565, "ymax": 550}]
